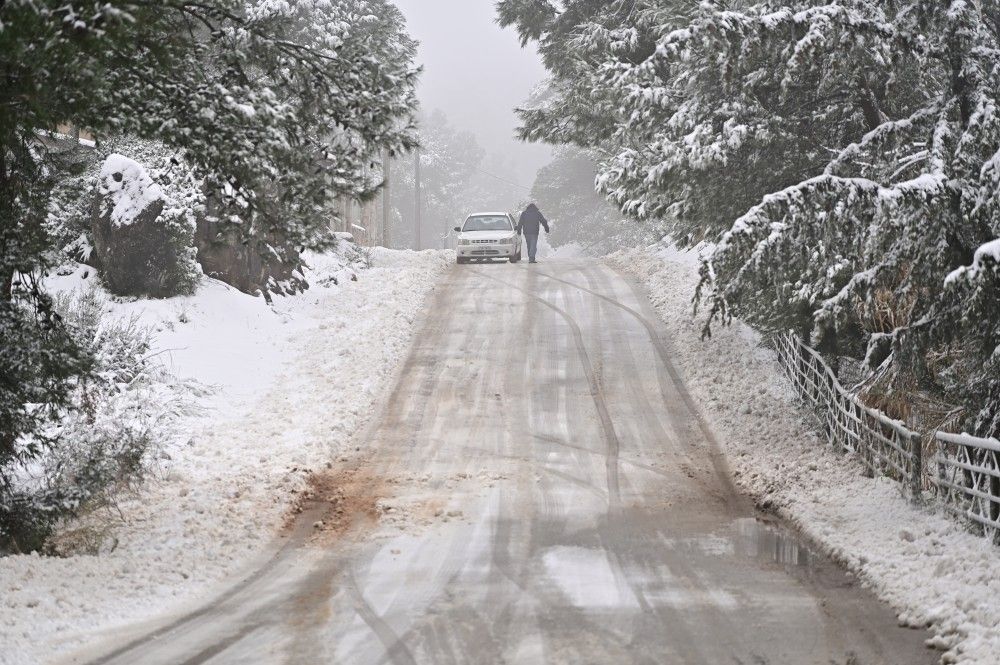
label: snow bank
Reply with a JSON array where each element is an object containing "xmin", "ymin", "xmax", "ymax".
[
  {"xmin": 0, "ymin": 247, "xmax": 452, "ymax": 665},
  {"xmin": 548, "ymin": 241, "xmax": 586, "ymax": 259},
  {"xmin": 609, "ymin": 244, "xmax": 1000, "ymax": 665}
]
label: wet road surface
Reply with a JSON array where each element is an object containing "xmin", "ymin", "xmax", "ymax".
[{"xmin": 73, "ymin": 260, "xmax": 935, "ymax": 665}]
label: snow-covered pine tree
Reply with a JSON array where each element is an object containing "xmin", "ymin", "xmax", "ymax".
[
  {"xmin": 498, "ymin": 0, "xmax": 659, "ymax": 156},
  {"xmin": 502, "ymin": 1, "xmax": 1000, "ymax": 436},
  {"xmin": 942, "ymin": 240, "xmax": 1000, "ymax": 437},
  {"xmin": 696, "ymin": 2, "xmax": 1000, "ymax": 435},
  {"xmin": 505, "ymin": 1, "xmax": 925, "ymax": 245},
  {"xmin": 390, "ymin": 111, "xmax": 487, "ymax": 249}
]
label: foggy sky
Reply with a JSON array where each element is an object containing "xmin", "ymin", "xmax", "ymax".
[{"xmin": 392, "ymin": 0, "xmax": 553, "ymax": 185}]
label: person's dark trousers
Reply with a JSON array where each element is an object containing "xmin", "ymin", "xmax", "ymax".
[{"xmin": 525, "ymin": 233, "xmax": 539, "ymax": 262}]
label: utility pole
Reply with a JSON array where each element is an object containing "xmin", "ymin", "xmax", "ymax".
[
  {"xmin": 382, "ymin": 149, "xmax": 391, "ymax": 248},
  {"xmin": 341, "ymin": 197, "xmax": 351, "ymax": 234},
  {"xmin": 414, "ymin": 148, "xmax": 422, "ymax": 251}
]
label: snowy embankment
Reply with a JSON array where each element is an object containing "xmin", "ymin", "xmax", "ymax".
[
  {"xmin": 609, "ymin": 245, "xmax": 1000, "ymax": 665},
  {"xmin": 0, "ymin": 247, "xmax": 451, "ymax": 665}
]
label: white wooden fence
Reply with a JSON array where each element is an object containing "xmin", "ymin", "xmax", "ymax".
[
  {"xmin": 933, "ymin": 431, "xmax": 1000, "ymax": 540},
  {"xmin": 773, "ymin": 331, "xmax": 1000, "ymax": 543}
]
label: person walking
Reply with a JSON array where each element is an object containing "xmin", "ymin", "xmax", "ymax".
[{"xmin": 516, "ymin": 203, "xmax": 550, "ymax": 264}]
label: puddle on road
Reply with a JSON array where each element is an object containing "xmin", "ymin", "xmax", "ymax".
[
  {"xmin": 673, "ymin": 515, "xmax": 816, "ymax": 570},
  {"xmin": 727, "ymin": 514, "xmax": 863, "ymax": 592},
  {"xmin": 731, "ymin": 517, "xmax": 811, "ymax": 567}
]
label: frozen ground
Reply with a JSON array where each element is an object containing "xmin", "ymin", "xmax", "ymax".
[
  {"xmin": 608, "ymin": 244, "xmax": 1000, "ymax": 665},
  {"xmin": 0, "ymin": 246, "xmax": 451, "ymax": 665}
]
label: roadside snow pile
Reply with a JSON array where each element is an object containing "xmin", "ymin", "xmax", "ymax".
[
  {"xmin": 0, "ymin": 246, "xmax": 451, "ymax": 665},
  {"xmin": 609, "ymin": 244, "xmax": 1000, "ymax": 665},
  {"xmin": 548, "ymin": 241, "xmax": 585, "ymax": 259}
]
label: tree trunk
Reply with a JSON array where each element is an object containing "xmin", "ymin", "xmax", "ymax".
[
  {"xmin": 855, "ymin": 77, "xmax": 883, "ymax": 132},
  {"xmin": 0, "ymin": 139, "xmax": 13, "ymax": 303}
]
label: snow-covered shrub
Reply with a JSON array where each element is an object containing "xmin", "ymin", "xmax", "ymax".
[
  {"xmin": 0, "ymin": 287, "xmax": 195, "ymax": 553},
  {"xmin": 307, "ymin": 233, "xmax": 371, "ymax": 287},
  {"xmin": 44, "ymin": 142, "xmax": 100, "ymax": 265},
  {"xmin": 92, "ymin": 152, "xmax": 201, "ymax": 297}
]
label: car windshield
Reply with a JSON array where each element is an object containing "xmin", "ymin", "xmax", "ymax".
[{"xmin": 462, "ymin": 216, "xmax": 511, "ymax": 232}]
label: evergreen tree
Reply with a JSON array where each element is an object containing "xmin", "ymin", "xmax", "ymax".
[
  {"xmin": 501, "ymin": 1, "xmax": 1000, "ymax": 436},
  {"xmin": 697, "ymin": 2, "xmax": 1000, "ymax": 435},
  {"xmin": 0, "ymin": 0, "xmax": 418, "ymax": 542},
  {"xmin": 390, "ymin": 111, "xmax": 487, "ymax": 249},
  {"xmin": 530, "ymin": 147, "xmax": 655, "ymax": 254}
]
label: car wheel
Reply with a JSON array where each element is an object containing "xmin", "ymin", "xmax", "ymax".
[{"xmin": 510, "ymin": 251, "xmax": 521, "ymax": 264}]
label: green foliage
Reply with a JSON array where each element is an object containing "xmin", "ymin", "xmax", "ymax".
[
  {"xmin": 0, "ymin": 0, "xmax": 418, "ymax": 543},
  {"xmin": 530, "ymin": 147, "xmax": 655, "ymax": 254},
  {"xmin": 499, "ymin": 0, "xmax": 1000, "ymax": 436},
  {"xmin": 1, "ymin": 287, "xmax": 192, "ymax": 552},
  {"xmin": 0, "ymin": 285, "xmax": 91, "ymax": 495}
]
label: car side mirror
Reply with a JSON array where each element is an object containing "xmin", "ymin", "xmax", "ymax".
[{"xmin": 453, "ymin": 226, "xmax": 461, "ymax": 233}]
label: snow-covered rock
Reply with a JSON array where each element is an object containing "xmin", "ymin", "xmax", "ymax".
[
  {"xmin": 98, "ymin": 154, "xmax": 164, "ymax": 228},
  {"xmin": 92, "ymin": 154, "xmax": 199, "ymax": 297}
]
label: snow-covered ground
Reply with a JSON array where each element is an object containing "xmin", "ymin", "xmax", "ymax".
[
  {"xmin": 0, "ymin": 246, "xmax": 451, "ymax": 665},
  {"xmin": 609, "ymin": 244, "xmax": 1000, "ymax": 665}
]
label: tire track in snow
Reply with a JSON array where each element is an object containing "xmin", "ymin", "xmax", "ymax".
[
  {"xmin": 471, "ymin": 269, "xmax": 623, "ymax": 515},
  {"xmin": 533, "ymin": 266, "xmax": 747, "ymax": 514}
]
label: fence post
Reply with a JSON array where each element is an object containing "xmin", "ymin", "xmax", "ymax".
[
  {"xmin": 831, "ymin": 394, "xmax": 844, "ymax": 453},
  {"xmin": 910, "ymin": 432, "xmax": 923, "ymax": 504}
]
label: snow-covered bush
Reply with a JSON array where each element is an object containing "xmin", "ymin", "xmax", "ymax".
[
  {"xmin": 44, "ymin": 143, "xmax": 100, "ymax": 265},
  {"xmin": 0, "ymin": 287, "xmax": 195, "ymax": 553},
  {"xmin": 307, "ymin": 233, "xmax": 371, "ymax": 287}
]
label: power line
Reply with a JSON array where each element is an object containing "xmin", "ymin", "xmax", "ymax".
[{"xmin": 469, "ymin": 165, "xmax": 534, "ymax": 193}]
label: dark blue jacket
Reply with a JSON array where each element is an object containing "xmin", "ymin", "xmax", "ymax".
[{"xmin": 516, "ymin": 204, "xmax": 549, "ymax": 236}]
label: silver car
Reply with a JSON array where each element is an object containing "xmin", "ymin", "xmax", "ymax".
[{"xmin": 454, "ymin": 212, "xmax": 522, "ymax": 264}]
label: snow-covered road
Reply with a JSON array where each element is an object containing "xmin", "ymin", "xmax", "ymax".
[
  {"xmin": 71, "ymin": 260, "xmax": 932, "ymax": 665},
  {"xmin": 0, "ymin": 248, "xmax": 452, "ymax": 665}
]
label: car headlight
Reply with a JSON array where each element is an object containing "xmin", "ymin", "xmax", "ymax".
[
  {"xmin": 499, "ymin": 237, "xmax": 514, "ymax": 245},
  {"xmin": 459, "ymin": 239, "xmax": 472, "ymax": 246}
]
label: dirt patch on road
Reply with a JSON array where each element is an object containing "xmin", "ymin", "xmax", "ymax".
[{"xmin": 285, "ymin": 467, "xmax": 388, "ymax": 544}]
